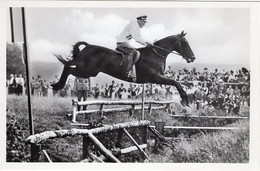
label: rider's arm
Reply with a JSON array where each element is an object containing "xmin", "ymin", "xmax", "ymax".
[{"xmin": 129, "ymin": 21, "xmax": 147, "ymax": 46}]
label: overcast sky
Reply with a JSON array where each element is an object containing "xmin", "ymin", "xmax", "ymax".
[{"xmin": 7, "ymin": 7, "xmax": 250, "ymax": 65}]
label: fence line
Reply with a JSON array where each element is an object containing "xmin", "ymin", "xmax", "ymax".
[{"xmin": 71, "ymin": 99, "xmax": 174, "ymax": 122}]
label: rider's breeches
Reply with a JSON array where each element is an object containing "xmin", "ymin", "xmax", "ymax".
[{"xmin": 116, "ymin": 42, "xmax": 140, "ymax": 62}]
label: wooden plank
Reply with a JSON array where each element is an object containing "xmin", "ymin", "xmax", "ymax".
[
  {"xmin": 123, "ymin": 128, "xmax": 150, "ymax": 161},
  {"xmin": 27, "ymin": 120, "xmax": 150, "ymax": 144},
  {"xmin": 42, "ymin": 150, "xmax": 52, "ymax": 163},
  {"xmin": 89, "ymin": 153, "xmax": 105, "ymax": 163},
  {"xmin": 120, "ymin": 144, "xmax": 147, "ymax": 154},
  {"xmin": 164, "ymin": 126, "xmax": 240, "ymax": 130},
  {"xmin": 170, "ymin": 115, "xmax": 249, "ymax": 120},
  {"xmin": 87, "ymin": 132, "xmax": 120, "ymax": 163}
]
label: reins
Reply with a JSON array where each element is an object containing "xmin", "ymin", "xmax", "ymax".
[{"xmin": 151, "ymin": 44, "xmax": 182, "ymax": 59}]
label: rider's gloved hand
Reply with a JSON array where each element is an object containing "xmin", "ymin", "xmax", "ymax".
[{"xmin": 145, "ymin": 42, "xmax": 153, "ymax": 48}]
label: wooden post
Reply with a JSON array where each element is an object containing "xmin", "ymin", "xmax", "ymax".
[
  {"xmin": 142, "ymin": 126, "xmax": 148, "ymax": 144},
  {"xmin": 129, "ymin": 104, "xmax": 135, "ymax": 117},
  {"xmin": 123, "ymin": 128, "xmax": 150, "ymax": 161},
  {"xmin": 87, "ymin": 132, "xmax": 120, "ymax": 163},
  {"xmin": 154, "ymin": 121, "xmax": 165, "ymax": 152},
  {"xmin": 22, "ymin": 7, "xmax": 34, "ymax": 136},
  {"xmin": 141, "ymin": 84, "xmax": 145, "ymax": 120},
  {"xmin": 9, "ymin": 7, "xmax": 15, "ymax": 42},
  {"xmin": 115, "ymin": 129, "xmax": 123, "ymax": 148},
  {"xmin": 155, "ymin": 121, "xmax": 165, "ymax": 135},
  {"xmin": 30, "ymin": 144, "xmax": 40, "ymax": 162},
  {"xmin": 148, "ymin": 103, "xmax": 152, "ymax": 115},
  {"xmin": 83, "ymin": 136, "xmax": 91, "ymax": 159},
  {"xmin": 42, "ymin": 150, "xmax": 52, "ymax": 163},
  {"xmin": 99, "ymin": 104, "xmax": 104, "ymax": 118},
  {"xmin": 72, "ymin": 100, "xmax": 78, "ymax": 123}
]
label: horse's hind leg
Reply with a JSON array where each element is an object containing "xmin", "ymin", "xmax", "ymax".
[
  {"xmin": 153, "ymin": 75, "xmax": 189, "ymax": 106},
  {"xmin": 51, "ymin": 66, "xmax": 71, "ymax": 90}
]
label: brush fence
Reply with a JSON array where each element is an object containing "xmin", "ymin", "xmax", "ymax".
[{"xmin": 70, "ymin": 99, "xmax": 175, "ymax": 122}]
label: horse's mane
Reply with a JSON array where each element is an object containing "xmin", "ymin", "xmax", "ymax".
[{"xmin": 153, "ymin": 35, "xmax": 178, "ymax": 46}]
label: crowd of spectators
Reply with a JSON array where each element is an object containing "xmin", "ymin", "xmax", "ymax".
[{"xmin": 7, "ymin": 66, "xmax": 250, "ymax": 115}]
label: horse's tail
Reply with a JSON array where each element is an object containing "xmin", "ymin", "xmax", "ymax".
[
  {"xmin": 71, "ymin": 41, "xmax": 89, "ymax": 60},
  {"xmin": 53, "ymin": 53, "xmax": 70, "ymax": 65}
]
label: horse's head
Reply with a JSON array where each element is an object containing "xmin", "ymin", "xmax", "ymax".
[{"xmin": 174, "ymin": 31, "xmax": 195, "ymax": 63}]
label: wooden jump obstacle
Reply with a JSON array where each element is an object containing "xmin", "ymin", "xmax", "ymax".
[
  {"xmin": 26, "ymin": 120, "xmax": 167, "ymax": 162},
  {"xmin": 70, "ymin": 99, "xmax": 175, "ymax": 122}
]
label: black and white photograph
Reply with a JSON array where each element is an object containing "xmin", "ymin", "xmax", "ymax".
[{"xmin": 2, "ymin": 1, "xmax": 260, "ymax": 170}]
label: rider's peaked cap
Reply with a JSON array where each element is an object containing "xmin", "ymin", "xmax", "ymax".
[{"xmin": 137, "ymin": 15, "xmax": 147, "ymax": 22}]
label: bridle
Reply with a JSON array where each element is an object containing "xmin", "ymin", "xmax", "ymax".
[{"xmin": 151, "ymin": 37, "xmax": 185, "ymax": 60}]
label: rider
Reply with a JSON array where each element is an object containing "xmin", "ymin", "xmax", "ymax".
[{"xmin": 116, "ymin": 15, "xmax": 151, "ymax": 81}]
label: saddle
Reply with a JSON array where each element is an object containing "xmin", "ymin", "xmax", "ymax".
[{"xmin": 115, "ymin": 48, "xmax": 127, "ymax": 65}]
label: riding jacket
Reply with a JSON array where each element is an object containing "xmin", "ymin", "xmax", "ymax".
[{"xmin": 116, "ymin": 20, "xmax": 146, "ymax": 45}]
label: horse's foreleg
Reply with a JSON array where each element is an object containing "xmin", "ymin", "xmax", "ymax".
[
  {"xmin": 153, "ymin": 75, "xmax": 189, "ymax": 106},
  {"xmin": 51, "ymin": 66, "xmax": 71, "ymax": 91}
]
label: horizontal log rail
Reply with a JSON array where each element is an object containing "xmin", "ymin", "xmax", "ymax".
[
  {"xmin": 170, "ymin": 115, "xmax": 249, "ymax": 120},
  {"xmin": 150, "ymin": 125, "xmax": 242, "ymax": 130},
  {"xmin": 76, "ymin": 100, "xmax": 176, "ymax": 106},
  {"xmin": 164, "ymin": 126, "xmax": 241, "ymax": 130},
  {"xmin": 27, "ymin": 120, "xmax": 150, "ymax": 144},
  {"xmin": 75, "ymin": 106, "xmax": 165, "ymax": 115},
  {"xmin": 71, "ymin": 99, "xmax": 173, "ymax": 122}
]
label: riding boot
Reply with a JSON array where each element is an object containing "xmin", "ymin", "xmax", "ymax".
[{"xmin": 124, "ymin": 52, "xmax": 136, "ymax": 82}]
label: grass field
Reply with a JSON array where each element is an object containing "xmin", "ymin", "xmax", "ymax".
[{"xmin": 6, "ymin": 95, "xmax": 249, "ymax": 162}]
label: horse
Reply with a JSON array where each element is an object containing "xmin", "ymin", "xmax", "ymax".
[{"xmin": 51, "ymin": 31, "xmax": 195, "ymax": 106}]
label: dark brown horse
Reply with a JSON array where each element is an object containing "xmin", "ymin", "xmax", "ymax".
[{"xmin": 51, "ymin": 31, "xmax": 195, "ymax": 106}]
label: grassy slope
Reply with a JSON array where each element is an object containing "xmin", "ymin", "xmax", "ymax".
[{"xmin": 6, "ymin": 95, "xmax": 249, "ymax": 162}]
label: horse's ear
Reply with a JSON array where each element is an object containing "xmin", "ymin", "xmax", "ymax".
[{"xmin": 180, "ymin": 30, "xmax": 187, "ymax": 38}]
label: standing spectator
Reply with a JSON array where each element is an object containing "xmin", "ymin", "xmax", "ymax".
[
  {"xmin": 194, "ymin": 85, "xmax": 203, "ymax": 110},
  {"xmin": 228, "ymin": 70, "xmax": 235, "ymax": 82},
  {"xmin": 240, "ymin": 85, "xmax": 247, "ymax": 105},
  {"xmin": 31, "ymin": 76, "xmax": 36, "ymax": 95},
  {"xmin": 186, "ymin": 84, "xmax": 195, "ymax": 105},
  {"xmin": 226, "ymin": 85, "xmax": 234, "ymax": 97},
  {"xmin": 135, "ymin": 84, "xmax": 143, "ymax": 98},
  {"xmin": 104, "ymin": 83, "xmax": 109, "ymax": 98},
  {"xmin": 33, "ymin": 76, "xmax": 41, "ymax": 96},
  {"xmin": 66, "ymin": 78, "xmax": 74, "ymax": 97},
  {"xmin": 41, "ymin": 79, "xmax": 49, "ymax": 97},
  {"xmin": 233, "ymin": 96, "xmax": 241, "ymax": 115},
  {"xmin": 75, "ymin": 77, "xmax": 88, "ymax": 111},
  {"xmin": 117, "ymin": 83, "xmax": 125, "ymax": 99},
  {"xmin": 201, "ymin": 82, "xmax": 209, "ymax": 102},
  {"xmin": 159, "ymin": 85, "xmax": 167, "ymax": 99},
  {"xmin": 207, "ymin": 91, "xmax": 217, "ymax": 109},
  {"xmin": 164, "ymin": 66, "xmax": 174, "ymax": 79},
  {"xmin": 120, "ymin": 89, "xmax": 130, "ymax": 100},
  {"xmin": 223, "ymin": 71, "xmax": 230, "ymax": 83},
  {"xmin": 7, "ymin": 74, "xmax": 16, "ymax": 95},
  {"xmin": 93, "ymin": 83, "xmax": 100, "ymax": 99},
  {"xmin": 51, "ymin": 75, "xmax": 59, "ymax": 97},
  {"xmin": 217, "ymin": 90, "xmax": 225, "ymax": 110},
  {"xmin": 233, "ymin": 85, "xmax": 241, "ymax": 97},
  {"xmin": 108, "ymin": 80, "xmax": 115, "ymax": 99},
  {"xmin": 16, "ymin": 74, "xmax": 24, "ymax": 96},
  {"xmin": 128, "ymin": 83, "xmax": 134, "ymax": 98}
]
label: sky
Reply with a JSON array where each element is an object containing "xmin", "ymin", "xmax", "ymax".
[{"xmin": 7, "ymin": 7, "xmax": 250, "ymax": 65}]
